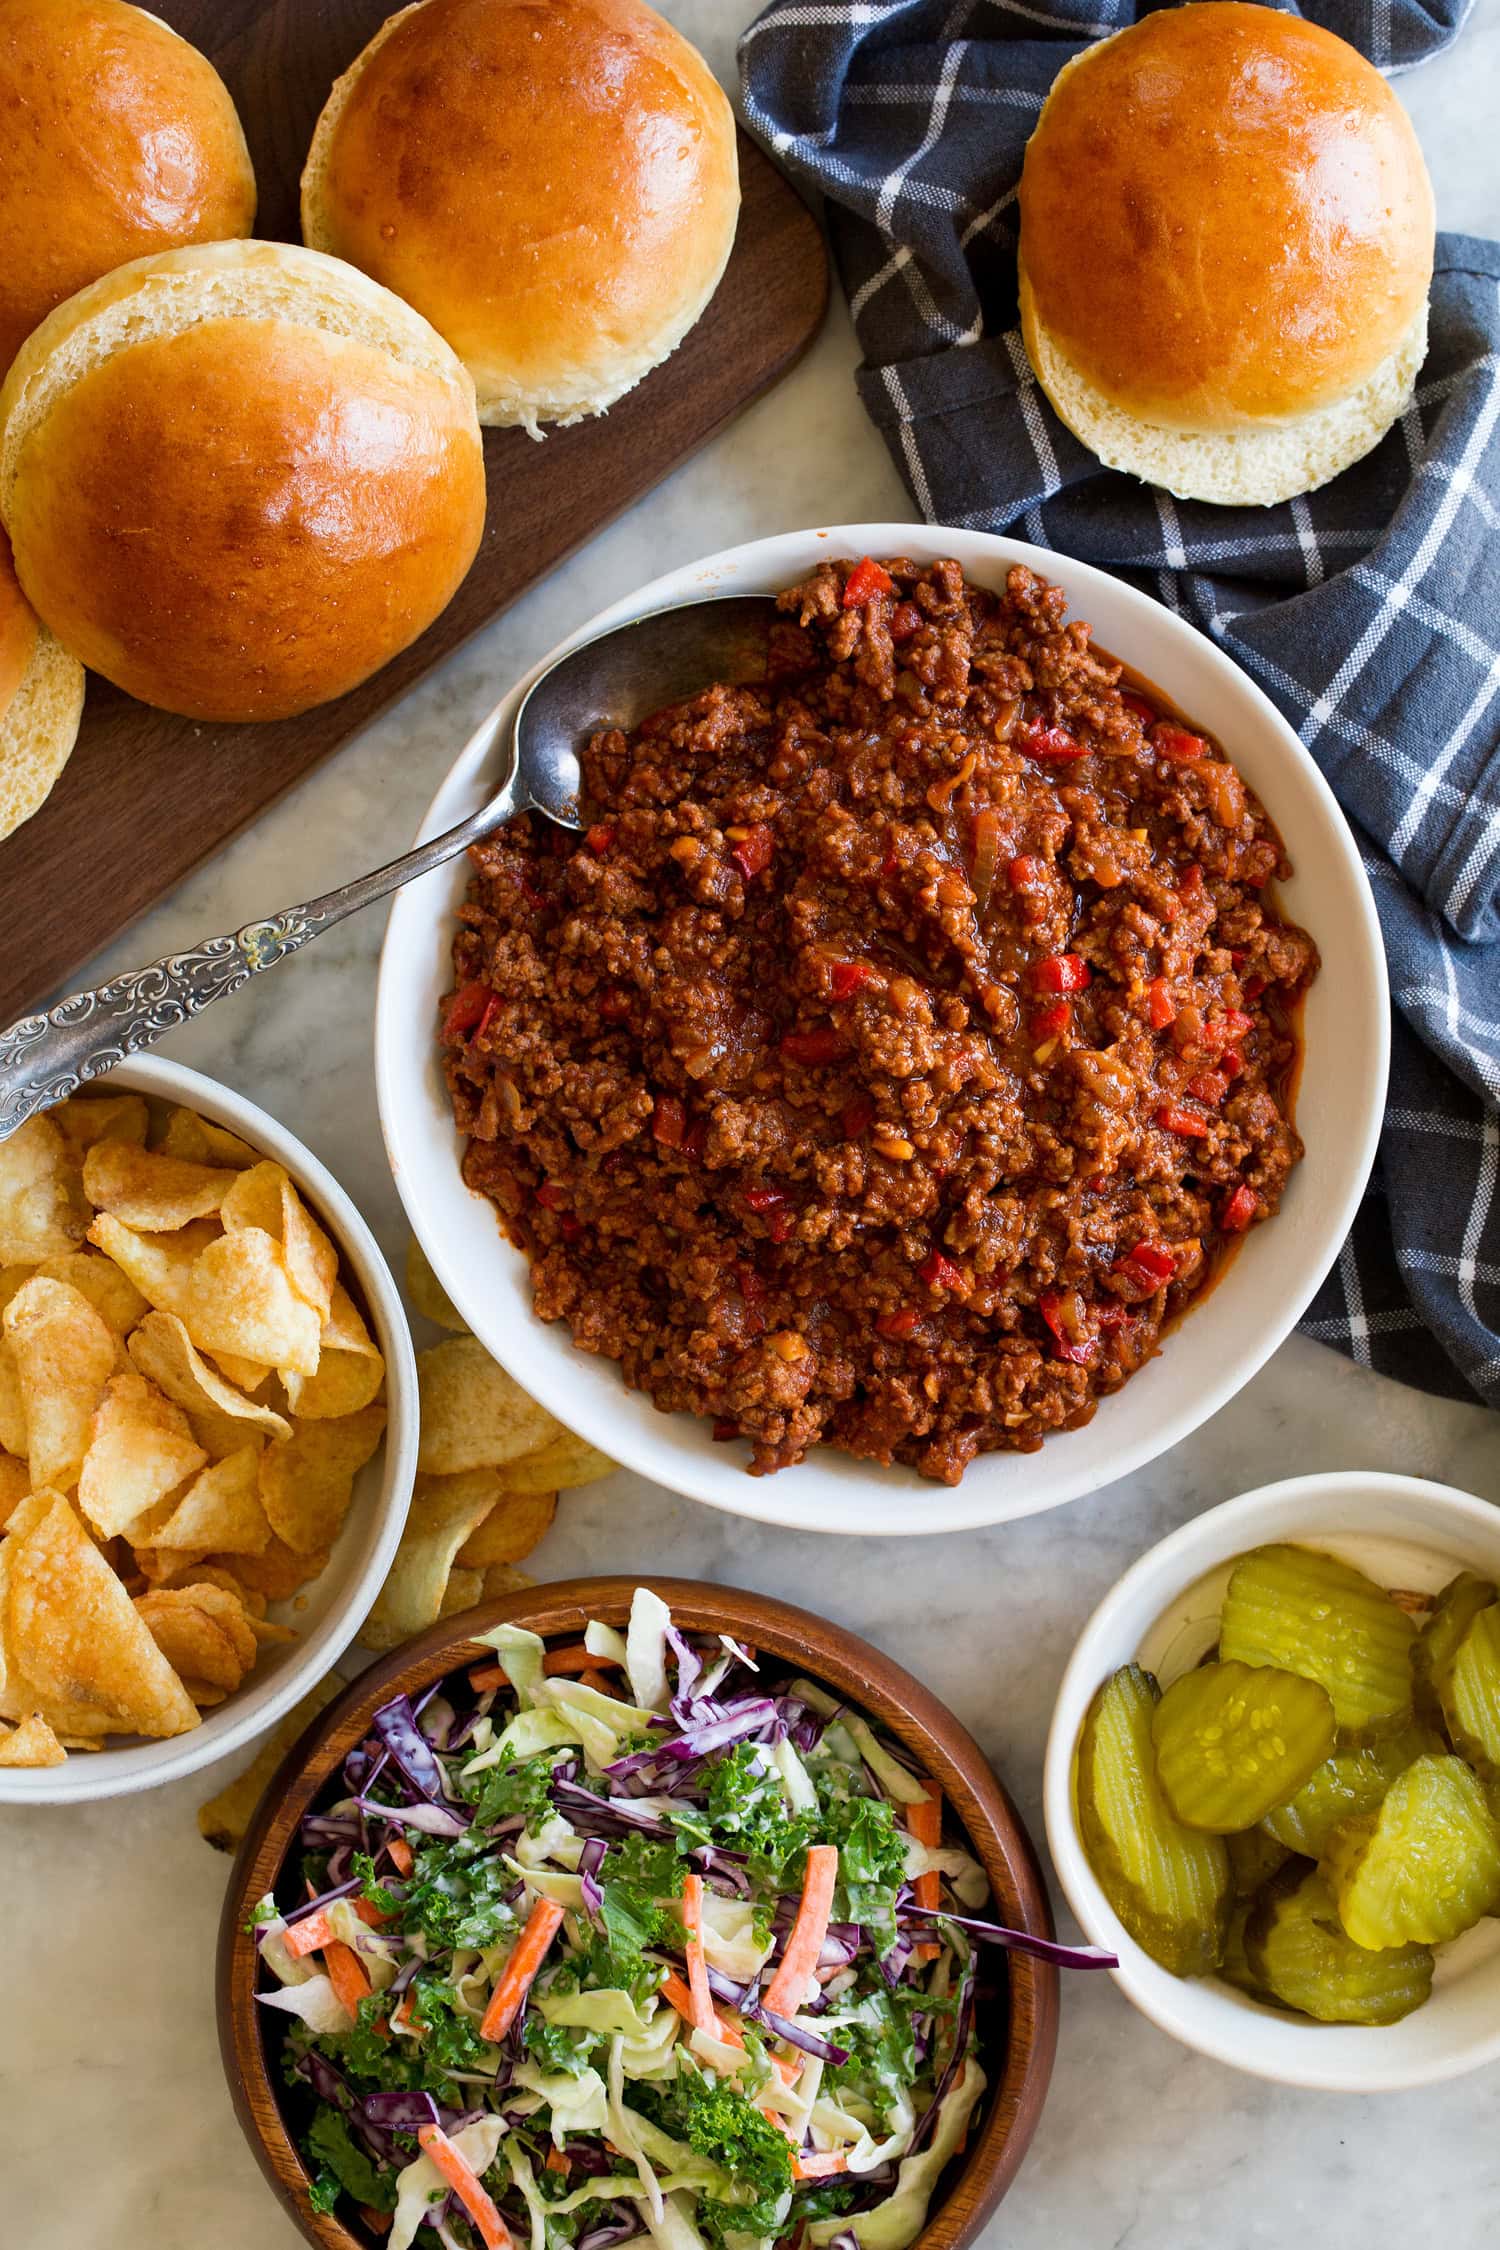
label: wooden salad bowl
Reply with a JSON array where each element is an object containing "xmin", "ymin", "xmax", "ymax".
[{"xmin": 218, "ymin": 1577, "xmax": 1060, "ymax": 2250}]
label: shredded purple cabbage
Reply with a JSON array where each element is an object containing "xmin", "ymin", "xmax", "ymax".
[
  {"xmin": 372, "ymin": 1692, "xmax": 448, "ymax": 1803},
  {"xmin": 900, "ymin": 1904, "xmax": 1118, "ymax": 1971}
]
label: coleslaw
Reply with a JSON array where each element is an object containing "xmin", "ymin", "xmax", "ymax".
[{"xmin": 253, "ymin": 1589, "xmax": 1111, "ymax": 2250}]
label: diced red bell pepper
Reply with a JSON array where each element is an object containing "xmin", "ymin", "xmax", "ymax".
[
  {"xmin": 1221, "ymin": 1047, "xmax": 1245, "ymax": 1079},
  {"xmin": 768, "ymin": 1211, "xmax": 793, "ymax": 1244},
  {"xmin": 535, "ymin": 1182, "xmax": 566, "ymax": 1210},
  {"xmin": 586, "ymin": 823, "xmax": 616, "ymax": 856},
  {"xmin": 683, "ymin": 1117, "xmax": 708, "ymax": 1161},
  {"xmin": 1221, "ymin": 1183, "xmax": 1259, "ymax": 1232},
  {"xmin": 1038, "ymin": 1290, "xmax": 1097, "ymax": 1365},
  {"xmin": 1031, "ymin": 953, "xmax": 1091, "ymax": 994},
  {"xmin": 1116, "ymin": 1241, "xmax": 1177, "ymax": 1285},
  {"xmin": 842, "ymin": 557, "xmax": 895, "ymax": 607},
  {"xmin": 745, "ymin": 1186, "xmax": 786, "ymax": 1213},
  {"xmin": 1155, "ymin": 1102, "xmax": 1212, "ymax": 1138},
  {"xmin": 731, "ymin": 823, "xmax": 775, "ymax": 880},
  {"xmin": 876, "ymin": 1307, "xmax": 919, "ymax": 1340},
  {"xmin": 1145, "ymin": 978, "xmax": 1177, "ymax": 1031},
  {"xmin": 1018, "ymin": 721, "xmax": 1086, "ymax": 762},
  {"xmin": 442, "ymin": 981, "xmax": 495, "ymax": 1042},
  {"xmin": 841, "ymin": 1096, "xmax": 875, "ymax": 1139},
  {"xmin": 830, "ymin": 959, "xmax": 875, "ymax": 1000},
  {"xmin": 652, "ymin": 1095, "xmax": 686, "ymax": 1147},
  {"xmin": 1178, "ymin": 864, "xmax": 1205, "ymax": 896},
  {"xmin": 1151, "ymin": 723, "xmax": 1208, "ymax": 761},
  {"xmin": 1204, "ymin": 1008, "xmax": 1254, "ymax": 1053},
  {"xmin": 917, "ymin": 1250, "xmax": 965, "ymax": 1293},
  {"xmin": 889, "ymin": 600, "xmax": 922, "ymax": 642},
  {"xmin": 1242, "ymin": 975, "xmax": 1266, "ymax": 1002},
  {"xmin": 1031, "ymin": 1000, "xmax": 1071, "ymax": 1041},
  {"xmin": 1185, "ymin": 1070, "xmax": 1229, "ymax": 1105},
  {"xmin": 780, "ymin": 1026, "xmax": 844, "ymax": 1066},
  {"xmin": 1120, "ymin": 690, "xmax": 1157, "ymax": 725},
  {"xmin": 558, "ymin": 1215, "xmax": 583, "ymax": 1243},
  {"xmin": 712, "ymin": 1419, "xmax": 739, "ymax": 1441},
  {"xmin": 1096, "ymin": 1303, "xmax": 1131, "ymax": 1333},
  {"xmin": 1007, "ymin": 855, "xmax": 1042, "ymax": 890},
  {"xmin": 737, "ymin": 1263, "xmax": 768, "ymax": 1300}
]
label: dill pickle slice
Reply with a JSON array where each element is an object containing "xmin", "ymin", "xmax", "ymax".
[
  {"xmin": 1261, "ymin": 1726, "xmax": 1432, "ymax": 1858},
  {"xmin": 1323, "ymin": 1752, "xmax": 1500, "ymax": 1949},
  {"xmin": 1435, "ymin": 1603, "xmax": 1500, "ymax": 1778},
  {"xmin": 1220, "ymin": 1902, "xmax": 1279, "ymax": 2004},
  {"xmin": 1414, "ymin": 1572, "xmax": 1497, "ymax": 1730},
  {"xmin": 1151, "ymin": 1660, "xmax": 1336, "ymax": 1831},
  {"xmin": 1219, "ymin": 1543, "xmax": 1416, "ymax": 1743},
  {"xmin": 1245, "ymin": 1863, "xmax": 1433, "ymax": 2023},
  {"xmin": 1076, "ymin": 1664, "xmax": 1231, "ymax": 1975},
  {"xmin": 1226, "ymin": 1824, "xmax": 1293, "ymax": 1900}
]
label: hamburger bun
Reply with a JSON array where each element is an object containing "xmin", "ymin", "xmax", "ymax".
[
  {"xmin": 0, "ymin": 0, "xmax": 257, "ymax": 375},
  {"xmin": 0, "ymin": 525, "xmax": 85, "ymax": 843},
  {"xmin": 0, "ymin": 241, "xmax": 488, "ymax": 723},
  {"xmin": 301, "ymin": 0, "xmax": 740, "ymax": 432},
  {"xmin": 1017, "ymin": 3, "xmax": 1435, "ymax": 506}
]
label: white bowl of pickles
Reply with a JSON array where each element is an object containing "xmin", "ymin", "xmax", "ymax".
[{"xmin": 1043, "ymin": 1471, "xmax": 1500, "ymax": 2090}]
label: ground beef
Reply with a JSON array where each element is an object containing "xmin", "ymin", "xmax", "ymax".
[{"xmin": 441, "ymin": 558, "xmax": 1318, "ymax": 1483}]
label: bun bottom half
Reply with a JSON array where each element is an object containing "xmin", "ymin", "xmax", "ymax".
[
  {"xmin": 0, "ymin": 624, "xmax": 85, "ymax": 841},
  {"xmin": 1019, "ymin": 279, "xmax": 1429, "ymax": 508}
]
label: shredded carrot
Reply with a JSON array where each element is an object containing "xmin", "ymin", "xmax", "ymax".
[
  {"xmin": 543, "ymin": 1644, "xmax": 623, "ymax": 1676},
  {"xmin": 387, "ymin": 1836, "xmax": 415, "ymax": 1878},
  {"xmin": 481, "ymin": 1897, "xmax": 566, "ymax": 2043},
  {"xmin": 469, "ymin": 1662, "xmax": 508, "ymax": 1692},
  {"xmin": 908, "ymin": 1784, "xmax": 943, "ymax": 1961},
  {"xmin": 792, "ymin": 2152, "xmax": 849, "ymax": 2181},
  {"xmin": 391, "ymin": 1990, "xmax": 423, "ymax": 2039},
  {"xmin": 763, "ymin": 1845, "xmax": 839, "ymax": 2018},
  {"xmin": 417, "ymin": 2124, "xmax": 513, "ymax": 2250},
  {"xmin": 544, "ymin": 2147, "xmax": 570, "ymax": 2175},
  {"xmin": 324, "ymin": 1939, "xmax": 372, "ymax": 2020},
  {"xmin": 659, "ymin": 1970, "xmax": 798, "ymax": 2085},
  {"xmin": 681, "ymin": 1873, "xmax": 718, "ymax": 2036},
  {"xmin": 284, "ymin": 1895, "xmax": 387, "ymax": 1959}
]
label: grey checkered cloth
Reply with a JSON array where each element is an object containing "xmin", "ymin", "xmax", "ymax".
[{"xmin": 740, "ymin": 0, "xmax": 1499, "ymax": 1412}]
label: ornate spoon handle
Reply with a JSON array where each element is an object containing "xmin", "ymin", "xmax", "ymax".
[{"xmin": 0, "ymin": 773, "xmax": 521, "ymax": 1142}]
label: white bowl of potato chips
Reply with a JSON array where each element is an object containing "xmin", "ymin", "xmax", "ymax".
[{"xmin": 0, "ymin": 1057, "xmax": 417, "ymax": 1801}]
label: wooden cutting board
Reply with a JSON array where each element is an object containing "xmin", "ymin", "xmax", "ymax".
[{"xmin": 0, "ymin": 0, "xmax": 828, "ymax": 1024}]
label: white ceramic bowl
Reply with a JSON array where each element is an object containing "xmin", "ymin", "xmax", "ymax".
[
  {"xmin": 1045, "ymin": 1471, "xmax": 1500, "ymax": 2090},
  {"xmin": 376, "ymin": 524, "xmax": 1388, "ymax": 1535},
  {"xmin": 0, "ymin": 1056, "xmax": 418, "ymax": 1804}
]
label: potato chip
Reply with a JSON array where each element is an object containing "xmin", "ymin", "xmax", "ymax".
[
  {"xmin": 0, "ymin": 1710, "xmax": 67, "ymax": 1766},
  {"xmin": 86, "ymin": 1212, "xmax": 219, "ymax": 1322},
  {"xmin": 35, "ymin": 1249, "xmax": 149, "ymax": 1336},
  {"xmin": 0, "ymin": 1451, "xmax": 28, "ymax": 1527},
  {"xmin": 184, "ymin": 1228, "xmax": 322, "ymax": 1379},
  {"xmin": 53, "ymin": 1093, "xmax": 150, "ymax": 1152},
  {"xmin": 438, "ymin": 1569, "xmax": 484, "ymax": 1620},
  {"xmin": 480, "ymin": 1563, "xmax": 535, "ymax": 1602},
  {"xmin": 0, "ymin": 1343, "xmax": 24, "ymax": 1462},
  {"xmin": 125, "ymin": 1308, "xmax": 291, "ymax": 1460},
  {"xmin": 7, "ymin": 1489, "xmax": 199, "ymax": 1736},
  {"xmin": 416, "ymin": 1337, "xmax": 561, "ymax": 1475},
  {"xmin": 221, "ymin": 1162, "xmax": 338, "ymax": 1323},
  {"xmin": 259, "ymin": 1403, "xmax": 385, "ymax": 1555},
  {"xmin": 76, "ymin": 1370, "xmax": 206, "ymax": 1540},
  {"xmin": 218, "ymin": 1537, "xmax": 329, "ymax": 1602},
  {"xmin": 157, "ymin": 1560, "xmax": 267, "ymax": 1614},
  {"xmin": 4, "ymin": 1274, "xmax": 117, "ymax": 1491},
  {"xmin": 477, "ymin": 1433, "xmax": 615, "ymax": 1499},
  {"xmin": 82, "ymin": 1140, "xmax": 235, "ymax": 1231},
  {"xmin": 156, "ymin": 1106, "xmax": 257, "ymax": 1169},
  {"xmin": 208, "ymin": 1349, "xmax": 274, "ymax": 1394},
  {"xmin": 134, "ymin": 1590, "xmax": 245, "ymax": 1693},
  {"xmin": 196, "ymin": 1673, "xmax": 345, "ymax": 1850},
  {"xmin": 405, "ymin": 1237, "xmax": 470, "ymax": 1332},
  {"xmin": 359, "ymin": 1471, "xmax": 499, "ymax": 1652},
  {"xmin": 282, "ymin": 1283, "xmax": 384, "ymax": 1419},
  {"xmin": 0, "ymin": 1114, "xmax": 90, "ymax": 1266},
  {"xmin": 455, "ymin": 1487, "xmax": 556, "ymax": 1567},
  {"xmin": 185, "ymin": 1578, "xmax": 291, "ymax": 1660},
  {"xmin": 149, "ymin": 1445, "xmax": 269, "ymax": 1557}
]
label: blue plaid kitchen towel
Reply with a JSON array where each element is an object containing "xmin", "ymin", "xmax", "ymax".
[{"xmin": 739, "ymin": 0, "xmax": 1500, "ymax": 1413}]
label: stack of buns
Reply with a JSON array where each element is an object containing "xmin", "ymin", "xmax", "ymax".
[{"xmin": 0, "ymin": 0, "xmax": 739, "ymax": 822}]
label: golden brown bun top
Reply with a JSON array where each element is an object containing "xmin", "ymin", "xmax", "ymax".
[
  {"xmin": 0, "ymin": 523, "xmax": 37, "ymax": 720},
  {"xmin": 302, "ymin": 0, "xmax": 740, "ymax": 423},
  {"xmin": 0, "ymin": 0, "xmax": 256, "ymax": 374},
  {"xmin": 1017, "ymin": 2, "xmax": 1434, "ymax": 432}
]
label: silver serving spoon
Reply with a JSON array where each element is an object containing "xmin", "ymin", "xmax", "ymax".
[{"xmin": 0, "ymin": 594, "xmax": 777, "ymax": 1141}]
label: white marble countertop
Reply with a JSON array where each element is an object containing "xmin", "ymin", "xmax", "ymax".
[{"xmin": 7, "ymin": 5, "xmax": 1500, "ymax": 2245}]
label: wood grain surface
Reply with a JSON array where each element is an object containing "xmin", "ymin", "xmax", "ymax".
[
  {"xmin": 0, "ymin": 1, "xmax": 828, "ymax": 1025},
  {"xmin": 219, "ymin": 1578, "xmax": 1060, "ymax": 2250}
]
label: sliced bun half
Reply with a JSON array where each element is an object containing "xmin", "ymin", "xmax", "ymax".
[{"xmin": 0, "ymin": 526, "xmax": 85, "ymax": 843}]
